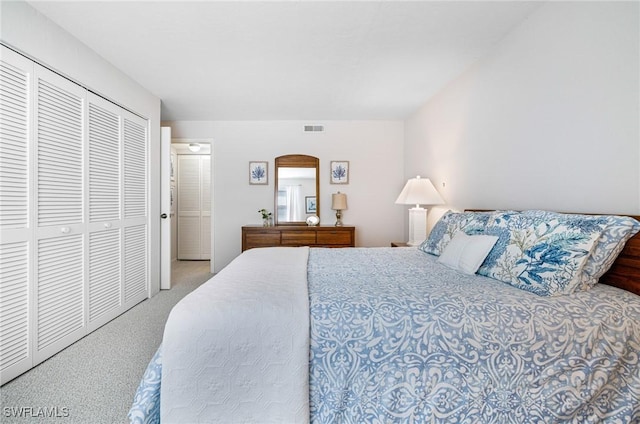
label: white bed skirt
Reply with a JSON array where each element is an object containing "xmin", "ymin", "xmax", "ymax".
[{"xmin": 160, "ymin": 247, "xmax": 310, "ymax": 423}]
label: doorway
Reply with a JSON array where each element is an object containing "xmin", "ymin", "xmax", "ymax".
[{"xmin": 161, "ymin": 132, "xmax": 214, "ymax": 290}]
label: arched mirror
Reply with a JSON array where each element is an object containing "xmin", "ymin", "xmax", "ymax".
[{"xmin": 274, "ymin": 154, "xmax": 320, "ymax": 225}]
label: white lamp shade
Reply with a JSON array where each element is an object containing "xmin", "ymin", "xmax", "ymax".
[
  {"xmin": 331, "ymin": 192, "xmax": 348, "ymax": 210},
  {"xmin": 395, "ymin": 176, "xmax": 444, "ymax": 207},
  {"xmin": 395, "ymin": 176, "xmax": 444, "ymax": 245}
]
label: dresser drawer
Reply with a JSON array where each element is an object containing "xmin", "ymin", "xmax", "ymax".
[
  {"xmin": 281, "ymin": 231, "xmax": 316, "ymax": 245},
  {"xmin": 242, "ymin": 225, "xmax": 355, "ymax": 251},
  {"xmin": 317, "ymin": 230, "xmax": 353, "ymax": 246},
  {"xmin": 245, "ymin": 231, "xmax": 280, "ymax": 248}
]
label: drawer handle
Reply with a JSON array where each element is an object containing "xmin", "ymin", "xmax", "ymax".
[
  {"xmin": 60, "ymin": 227, "xmax": 71, "ymax": 234},
  {"xmin": 104, "ymin": 222, "xmax": 112, "ymax": 229}
]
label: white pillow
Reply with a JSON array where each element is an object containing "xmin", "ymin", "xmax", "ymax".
[{"xmin": 437, "ymin": 231, "xmax": 498, "ymax": 275}]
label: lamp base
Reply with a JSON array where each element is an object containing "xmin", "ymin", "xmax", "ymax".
[
  {"xmin": 335, "ymin": 210, "xmax": 343, "ymax": 227},
  {"xmin": 407, "ymin": 207, "xmax": 427, "ymax": 246}
]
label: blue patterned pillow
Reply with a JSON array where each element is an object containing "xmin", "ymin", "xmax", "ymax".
[
  {"xmin": 477, "ymin": 211, "xmax": 606, "ymax": 296},
  {"xmin": 419, "ymin": 210, "xmax": 494, "ymax": 256},
  {"xmin": 522, "ymin": 210, "xmax": 640, "ymax": 290}
]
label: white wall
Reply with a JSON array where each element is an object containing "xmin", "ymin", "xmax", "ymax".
[
  {"xmin": 405, "ymin": 1, "xmax": 640, "ymax": 230},
  {"xmin": 163, "ymin": 121, "xmax": 405, "ymax": 271},
  {"xmin": 1, "ymin": 1, "xmax": 163, "ymax": 294}
]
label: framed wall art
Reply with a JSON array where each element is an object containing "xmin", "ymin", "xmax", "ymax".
[
  {"xmin": 249, "ymin": 161, "xmax": 268, "ymax": 185},
  {"xmin": 330, "ymin": 161, "xmax": 349, "ymax": 184},
  {"xmin": 305, "ymin": 196, "xmax": 317, "ymax": 214}
]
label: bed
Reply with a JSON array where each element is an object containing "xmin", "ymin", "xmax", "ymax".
[{"xmin": 129, "ymin": 210, "xmax": 640, "ymax": 423}]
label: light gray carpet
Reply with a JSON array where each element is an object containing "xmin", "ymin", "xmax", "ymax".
[{"xmin": 0, "ymin": 261, "xmax": 213, "ymax": 424}]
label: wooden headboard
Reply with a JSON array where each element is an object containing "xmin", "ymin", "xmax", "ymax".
[
  {"xmin": 465, "ymin": 210, "xmax": 640, "ymax": 296},
  {"xmin": 600, "ymin": 217, "xmax": 640, "ymax": 296}
]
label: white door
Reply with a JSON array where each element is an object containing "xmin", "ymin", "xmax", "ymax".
[
  {"xmin": 86, "ymin": 93, "xmax": 122, "ymax": 332},
  {"xmin": 0, "ymin": 45, "xmax": 151, "ymax": 385},
  {"xmin": 201, "ymin": 156, "xmax": 211, "ymax": 258},
  {"xmin": 0, "ymin": 46, "xmax": 33, "ymax": 384},
  {"xmin": 160, "ymin": 127, "xmax": 171, "ymax": 289},
  {"xmin": 121, "ymin": 113, "xmax": 149, "ymax": 310},
  {"xmin": 177, "ymin": 155, "xmax": 200, "ymax": 260},
  {"xmin": 33, "ymin": 65, "xmax": 87, "ymax": 365},
  {"xmin": 177, "ymin": 154, "xmax": 210, "ymax": 260}
]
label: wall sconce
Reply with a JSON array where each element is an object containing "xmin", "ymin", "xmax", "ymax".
[
  {"xmin": 331, "ymin": 192, "xmax": 348, "ymax": 227},
  {"xmin": 395, "ymin": 176, "xmax": 444, "ymax": 245},
  {"xmin": 188, "ymin": 143, "xmax": 201, "ymax": 152}
]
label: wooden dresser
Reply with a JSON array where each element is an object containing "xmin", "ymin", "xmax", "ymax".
[{"xmin": 242, "ymin": 225, "xmax": 355, "ymax": 251}]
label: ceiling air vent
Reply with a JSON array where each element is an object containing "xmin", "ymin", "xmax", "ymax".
[{"xmin": 303, "ymin": 124, "xmax": 324, "ymax": 133}]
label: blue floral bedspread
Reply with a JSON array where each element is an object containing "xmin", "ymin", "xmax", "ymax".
[
  {"xmin": 130, "ymin": 247, "xmax": 640, "ymax": 423},
  {"xmin": 129, "ymin": 346, "xmax": 162, "ymax": 424},
  {"xmin": 308, "ymin": 248, "xmax": 640, "ymax": 423}
]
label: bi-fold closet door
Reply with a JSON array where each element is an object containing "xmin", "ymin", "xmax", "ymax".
[{"xmin": 0, "ymin": 46, "xmax": 149, "ymax": 385}]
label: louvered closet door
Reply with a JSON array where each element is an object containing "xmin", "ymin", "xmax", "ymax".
[
  {"xmin": 0, "ymin": 48, "xmax": 151, "ymax": 385},
  {"xmin": 0, "ymin": 47, "xmax": 33, "ymax": 384},
  {"xmin": 177, "ymin": 154, "xmax": 210, "ymax": 260},
  {"xmin": 86, "ymin": 94, "xmax": 122, "ymax": 331},
  {"xmin": 33, "ymin": 65, "xmax": 86, "ymax": 365},
  {"xmin": 122, "ymin": 111, "xmax": 148, "ymax": 309},
  {"xmin": 201, "ymin": 156, "xmax": 211, "ymax": 259},
  {"xmin": 177, "ymin": 155, "xmax": 201, "ymax": 259}
]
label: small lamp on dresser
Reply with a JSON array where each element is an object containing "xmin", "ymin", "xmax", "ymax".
[
  {"xmin": 331, "ymin": 192, "xmax": 348, "ymax": 226},
  {"xmin": 395, "ymin": 176, "xmax": 444, "ymax": 246}
]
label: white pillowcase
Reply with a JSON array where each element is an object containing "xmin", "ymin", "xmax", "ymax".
[{"xmin": 437, "ymin": 231, "xmax": 498, "ymax": 275}]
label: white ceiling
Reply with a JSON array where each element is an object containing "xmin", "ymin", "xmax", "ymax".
[{"xmin": 27, "ymin": 1, "xmax": 542, "ymax": 121}]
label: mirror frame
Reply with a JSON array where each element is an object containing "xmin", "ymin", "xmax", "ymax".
[{"xmin": 274, "ymin": 154, "xmax": 320, "ymax": 226}]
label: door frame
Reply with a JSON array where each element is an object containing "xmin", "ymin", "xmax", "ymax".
[{"xmin": 169, "ymin": 138, "xmax": 214, "ymax": 274}]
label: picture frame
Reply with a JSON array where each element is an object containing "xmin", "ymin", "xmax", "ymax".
[
  {"xmin": 249, "ymin": 161, "xmax": 268, "ymax": 185},
  {"xmin": 330, "ymin": 161, "xmax": 349, "ymax": 184},
  {"xmin": 305, "ymin": 196, "xmax": 317, "ymax": 214}
]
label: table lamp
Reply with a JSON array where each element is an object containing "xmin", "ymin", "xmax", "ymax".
[
  {"xmin": 331, "ymin": 192, "xmax": 348, "ymax": 227},
  {"xmin": 395, "ymin": 176, "xmax": 444, "ymax": 245}
]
